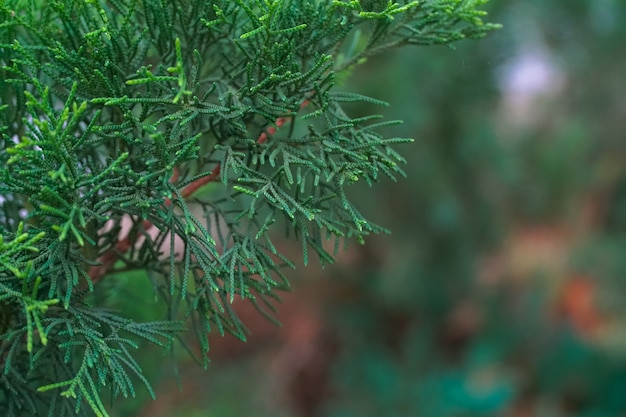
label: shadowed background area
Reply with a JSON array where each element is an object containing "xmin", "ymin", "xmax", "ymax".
[{"xmin": 107, "ymin": 1, "xmax": 626, "ymax": 416}]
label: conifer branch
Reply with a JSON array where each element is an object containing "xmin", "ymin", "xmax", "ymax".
[
  {"xmin": 0, "ymin": 1, "xmax": 498, "ymax": 415},
  {"xmin": 88, "ymin": 99, "xmax": 310, "ymax": 284}
]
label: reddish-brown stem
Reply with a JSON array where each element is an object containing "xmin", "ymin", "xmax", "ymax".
[
  {"xmin": 179, "ymin": 165, "xmax": 221, "ymax": 200},
  {"xmin": 88, "ymin": 100, "xmax": 310, "ymax": 284}
]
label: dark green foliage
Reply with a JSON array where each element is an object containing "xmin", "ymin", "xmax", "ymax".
[{"xmin": 0, "ymin": 1, "xmax": 498, "ymax": 415}]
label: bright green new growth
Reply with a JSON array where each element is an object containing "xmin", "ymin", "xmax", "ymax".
[{"xmin": 0, "ymin": 1, "xmax": 498, "ymax": 415}]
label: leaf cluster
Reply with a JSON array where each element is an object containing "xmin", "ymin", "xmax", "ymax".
[{"xmin": 0, "ymin": 0, "xmax": 498, "ymax": 415}]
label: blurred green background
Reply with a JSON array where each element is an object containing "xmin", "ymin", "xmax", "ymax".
[{"xmin": 109, "ymin": 1, "xmax": 626, "ymax": 416}]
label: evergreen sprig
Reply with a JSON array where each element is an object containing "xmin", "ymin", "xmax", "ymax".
[{"xmin": 0, "ymin": 1, "xmax": 499, "ymax": 415}]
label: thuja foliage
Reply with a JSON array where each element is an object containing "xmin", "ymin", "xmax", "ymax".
[{"xmin": 0, "ymin": 1, "xmax": 498, "ymax": 415}]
